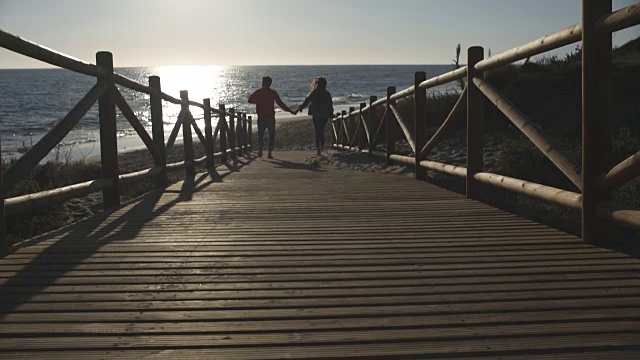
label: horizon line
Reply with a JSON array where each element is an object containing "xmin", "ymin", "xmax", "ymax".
[{"xmin": 0, "ymin": 63, "xmax": 457, "ymax": 71}]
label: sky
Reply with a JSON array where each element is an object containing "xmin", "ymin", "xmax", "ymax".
[{"xmin": 0, "ymin": 0, "xmax": 639, "ymax": 68}]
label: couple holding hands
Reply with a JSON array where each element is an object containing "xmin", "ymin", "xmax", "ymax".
[{"xmin": 248, "ymin": 76, "xmax": 334, "ymax": 158}]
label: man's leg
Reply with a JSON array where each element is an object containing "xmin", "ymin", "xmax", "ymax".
[
  {"xmin": 267, "ymin": 118, "xmax": 276, "ymax": 158},
  {"xmin": 257, "ymin": 118, "xmax": 266, "ymax": 157}
]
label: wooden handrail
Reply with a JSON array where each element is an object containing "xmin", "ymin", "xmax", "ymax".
[
  {"xmin": 165, "ymin": 111, "xmax": 186, "ymax": 154},
  {"xmin": 330, "ymin": 2, "xmax": 640, "ymax": 243},
  {"xmin": 597, "ymin": 201, "xmax": 640, "ymax": 231},
  {"xmin": 333, "ymin": 3, "xmax": 640, "ymax": 122},
  {"xmin": 597, "ymin": 151, "xmax": 640, "ymax": 194},
  {"xmin": 595, "ymin": 3, "xmax": 640, "ymax": 33},
  {"xmin": 474, "ymin": 77, "xmax": 583, "ymax": 191},
  {"xmin": 2, "ymin": 82, "xmax": 107, "ymax": 193},
  {"xmin": 188, "ymin": 113, "xmax": 208, "ymax": 152},
  {"xmin": 418, "ymin": 87, "xmax": 467, "ymax": 161},
  {"xmin": 361, "ymin": 114, "xmax": 371, "ymax": 145},
  {"xmin": 4, "ymin": 178, "xmax": 113, "ymax": 217},
  {"xmin": 475, "ymin": 23, "xmax": 582, "ymax": 73},
  {"xmin": 119, "ymin": 167, "xmax": 162, "ymax": 186},
  {"xmin": 389, "ymin": 104, "xmax": 416, "ymax": 153},
  {"xmin": 420, "ymin": 160, "xmax": 467, "ymax": 178},
  {"xmin": 474, "ymin": 172, "xmax": 582, "ymax": 210},
  {"xmin": 0, "ymin": 28, "xmax": 104, "ymax": 77},
  {"xmin": 370, "ymin": 107, "xmax": 387, "ymax": 148},
  {"xmin": 0, "ymin": 28, "xmax": 239, "ymax": 119},
  {"xmin": 114, "ymin": 87, "xmax": 163, "ymax": 165},
  {"xmin": 0, "ymin": 35, "xmax": 258, "ymax": 241}
]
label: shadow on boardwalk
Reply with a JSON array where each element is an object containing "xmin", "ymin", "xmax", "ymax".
[{"xmin": 0, "ymin": 156, "xmax": 254, "ymax": 317}]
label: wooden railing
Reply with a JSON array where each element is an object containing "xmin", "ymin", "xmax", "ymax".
[
  {"xmin": 332, "ymin": 1, "xmax": 640, "ymax": 244},
  {"xmin": 0, "ymin": 29, "xmax": 252, "ymax": 255}
]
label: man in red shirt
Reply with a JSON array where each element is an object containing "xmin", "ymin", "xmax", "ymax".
[{"xmin": 248, "ymin": 76, "xmax": 295, "ymax": 158}]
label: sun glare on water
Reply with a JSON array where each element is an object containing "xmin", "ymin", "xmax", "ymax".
[{"xmin": 154, "ymin": 65, "xmax": 227, "ymax": 128}]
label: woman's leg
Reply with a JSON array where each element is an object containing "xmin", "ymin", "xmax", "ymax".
[
  {"xmin": 312, "ymin": 117, "xmax": 323, "ymax": 155},
  {"xmin": 313, "ymin": 117, "xmax": 328, "ymax": 152}
]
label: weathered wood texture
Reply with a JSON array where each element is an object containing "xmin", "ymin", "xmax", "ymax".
[
  {"xmin": 1, "ymin": 151, "xmax": 639, "ymax": 359},
  {"xmin": 414, "ymin": 71, "xmax": 427, "ymax": 180},
  {"xmin": 582, "ymin": 0, "xmax": 613, "ymax": 245},
  {"xmin": 466, "ymin": 46, "xmax": 484, "ymax": 200},
  {"xmin": 96, "ymin": 52, "xmax": 119, "ymax": 208},
  {"xmin": 149, "ymin": 76, "xmax": 168, "ymax": 187}
]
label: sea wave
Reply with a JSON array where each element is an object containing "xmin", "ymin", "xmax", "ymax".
[{"xmin": 333, "ymin": 93, "xmax": 368, "ymax": 105}]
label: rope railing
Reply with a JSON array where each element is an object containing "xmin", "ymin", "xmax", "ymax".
[
  {"xmin": 0, "ymin": 29, "xmax": 253, "ymax": 255},
  {"xmin": 331, "ymin": 1, "xmax": 640, "ymax": 244}
]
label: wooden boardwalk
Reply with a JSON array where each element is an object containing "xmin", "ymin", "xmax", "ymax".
[{"xmin": 1, "ymin": 151, "xmax": 640, "ymax": 359}]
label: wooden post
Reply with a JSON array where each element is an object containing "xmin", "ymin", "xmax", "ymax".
[
  {"xmin": 236, "ymin": 112, "xmax": 243, "ymax": 155},
  {"xmin": 229, "ymin": 108, "xmax": 236, "ymax": 166},
  {"xmin": 242, "ymin": 113, "xmax": 248, "ymax": 155},
  {"xmin": 341, "ymin": 110, "xmax": 347, "ymax": 147},
  {"xmin": 180, "ymin": 90, "xmax": 195, "ymax": 177},
  {"xmin": 96, "ymin": 51, "xmax": 120, "ymax": 208},
  {"xmin": 385, "ymin": 86, "xmax": 396, "ymax": 165},
  {"xmin": 238, "ymin": 113, "xmax": 244, "ymax": 155},
  {"xmin": 358, "ymin": 103, "xmax": 367, "ymax": 150},
  {"xmin": 368, "ymin": 96, "xmax": 377, "ymax": 154},
  {"xmin": 348, "ymin": 107, "xmax": 356, "ymax": 147},
  {"xmin": 244, "ymin": 115, "xmax": 249, "ymax": 153},
  {"xmin": 0, "ymin": 136, "xmax": 6, "ymax": 256},
  {"xmin": 582, "ymin": 0, "xmax": 612, "ymax": 245},
  {"xmin": 414, "ymin": 71, "xmax": 427, "ymax": 180},
  {"xmin": 466, "ymin": 46, "xmax": 485, "ymax": 200},
  {"xmin": 335, "ymin": 113, "xmax": 341, "ymax": 148},
  {"xmin": 219, "ymin": 104, "xmax": 228, "ymax": 162},
  {"xmin": 248, "ymin": 115, "xmax": 253, "ymax": 152},
  {"xmin": 149, "ymin": 76, "xmax": 167, "ymax": 187},
  {"xmin": 203, "ymin": 98, "xmax": 214, "ymax": 167}
]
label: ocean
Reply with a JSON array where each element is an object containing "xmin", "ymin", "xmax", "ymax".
[{"xmin": 0, "ymin": 65, "xmax": 455, "ymax": 158}]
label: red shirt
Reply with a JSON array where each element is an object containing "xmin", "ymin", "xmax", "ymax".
[{"xmin": 248, "ymin": 88, "xmax": 292, "ymax": 118}]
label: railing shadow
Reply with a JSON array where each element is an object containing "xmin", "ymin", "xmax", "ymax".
[
  {"xmin": 0, "ymin": 160, "xmax": 251, "ymax": 317},
  {"xmin": 266, "ymin": 158, "xmax": 326, "ymax": 172}
]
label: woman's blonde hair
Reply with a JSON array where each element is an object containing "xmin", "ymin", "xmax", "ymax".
[{"xmin": 311, "ymin": 77, "xmax": 327, "ymax": 92}]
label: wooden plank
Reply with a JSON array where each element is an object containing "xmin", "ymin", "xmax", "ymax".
[{"xmin": 1, "ymin": 151, "xmax": 639, "ymax": 359}]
